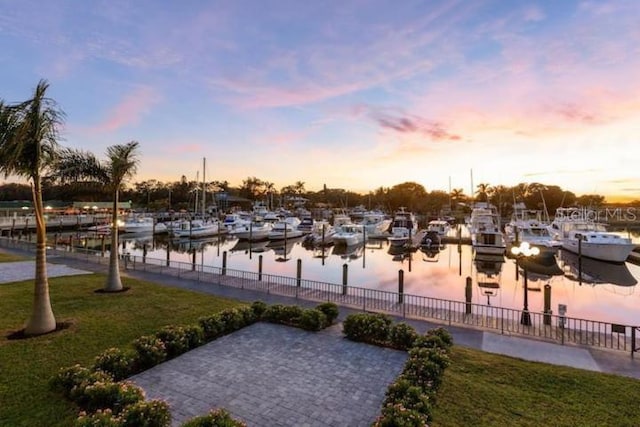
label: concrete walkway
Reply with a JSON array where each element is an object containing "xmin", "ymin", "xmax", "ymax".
[{"xmin": 0, "ymin": 260, "xmax": 92, "ymax": 284}]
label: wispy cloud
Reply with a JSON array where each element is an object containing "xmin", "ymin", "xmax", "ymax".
[
  {"xmin": 89, "ymin": 86, "xmax": 161, "ymax": 133},
  {"xmin": 371, "ymin": 110, "xmax": 461, "ymax": 141}
]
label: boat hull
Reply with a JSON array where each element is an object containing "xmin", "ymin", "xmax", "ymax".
[{"xmin": 561, "ymin": 240, "xmax": 635, "ymax": 263}]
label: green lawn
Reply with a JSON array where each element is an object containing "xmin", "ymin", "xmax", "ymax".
[
  {"xmin": 433, "ymin": 346, "xmax": 640, "ymax": 426},
  {"xmin": 0, "ymin": 274, "xmax": 243, "ymax": 426},
  {"xmin": 1, "ymin": 272, "xmax": 639, "ymax": 427},
  {"xmin": 0, "ymin": 251, "xmax": 29, "ymax": 262}
]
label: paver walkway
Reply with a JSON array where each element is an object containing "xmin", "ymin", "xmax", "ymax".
[{"xmin": 131, "ymin": 322, "xmax": 407, "ymax": 427}]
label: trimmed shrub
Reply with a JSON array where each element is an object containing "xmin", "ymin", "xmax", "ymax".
[
  {"xmin": 156, "ymin": 326, "xmax": 190, "ymax": 359},
  {"xmin": 315, "ymin": 302, "xmax": 339, "ymax": 325},
  {"xmin": 383, "ymin": 377, "xmax": 434, "ymax": 416},
  {"xmin": 75, "ymin": 409, "xmax": 122, "ymax": 426},
  {"xmin": 236, "ymin": 305, "xmax": 258, "ymax": 326},
  {"xmin": 199, "ymin": 314, "xmax": 225, "ymax": 341},
  {"xmin": 75, "ymin": 380, "xmax": 145, "ymax": 414},
  {"xmin": 218, "ymin": 308, "xmax": 245, "ymax": 333},
  {"xmin": 403, "ymin": 348, "xmax": 450, "ymax": 392},
  {"xmin": 250, "ymin": 300, "xmax": 268, "ymax": 319},
  {"xmin": 427, "ymin": 327, "xmax": 453, "ymax": 350},
  {"xmin": 131, "ymin": 335, "xmax": 167, "ymax": 372},
  {"xmin": 181, "ymin": 408, "xmax": 247, "ymax": 427},
  {"xmin": 50, "ymin": 365, "xmax": 108, "ymax": 400},
  {"xmin": 389, "ymin": 322, "xmax": 418, "ymax": 350},
  {"xmin": 372, "ymin": 402, "xmax": 429, "ymax": 427},
  {"xmin": 263, "ymin": 304, "xmax": 303, "ymax": 325},
  {"xmin": 342, "ymin": 313, "xmax": 391, "ymax": 344},
  {"xmin": 298, "ymin": 309, "xmax": 327, "ymax": 331},
  {"xmin": 93, "ymin": 348, "xmax": 135, "ymax": 382},
  {"xmin": 183, "ymin": 324, "xmax": 205, "ymax": 350},
  {"xmin": 120, "ymin": 399, "xmax": 171, "ymax": 426}
]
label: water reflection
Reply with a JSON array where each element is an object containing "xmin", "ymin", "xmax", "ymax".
[{"xmin": 113, "ymin": 233, "xmax": 639, "ymax": 325}]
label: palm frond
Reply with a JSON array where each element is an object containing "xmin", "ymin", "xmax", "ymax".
[
  {"xmin": 107, "ymin": 141, "xmax": 140, "ymax": 187},
  {"xmin": 53, "ymin": 147, "xmax": 109, "ymax": 184}
]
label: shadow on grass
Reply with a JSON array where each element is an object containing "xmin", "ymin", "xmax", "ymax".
[{"xmin": 6, "ymin": 321, "xmax": 74, "ymax": 340}]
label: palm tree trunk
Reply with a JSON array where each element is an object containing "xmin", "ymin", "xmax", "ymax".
[
  {"xmin": 105, "ymin": 190, "xmax": 123, "ymax": 292},
  {"xmin": 24, "ymin": 177, "xmax": 56, "ymax": 335}
]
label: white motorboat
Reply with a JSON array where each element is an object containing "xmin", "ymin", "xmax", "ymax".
[
  {"xmin": 468, "ymin": 203, "xmax": 506, "ymax": 255},
  {"xmin": 361, "ymin": 211, "xmax": 392, "ymax": 238},
  {"xmin": 231, "ymin": 219, "xmax": 272, "ymax": 241},
  {"xmin": 426, "ymin": 220, "xmax": 451, "ymax": 237},
  {"xmin": 122, "ymin": 216, "xmax": 167, "ymax": 234},
  {"xmin": 388, "ymin": 208, "xmax": 418, "ymax": 247},
  {"xmin": 548, "ymin": 207, "xmax": 635, "ymax": 263},
  {"xmin": 303, "ymin": 220, "xmax": 335, "ymax": 246},
  {"xmin": 268, "ymin": 217, "xmax": 303, "ymax": 240},
  {"xmin": 222, "ymin": 212, "xmax": 252, "ymax": 232},
  {"xmin": 333, "ymin": 223, "xmax": 365, "ymax": 246},
  {"xmin": 297, "ymin": 216, "xmax": 314, "ymax": 234},
  {"xmin": 504, "ymin": 203, "xmax": 560, "ymax": 251},
  {"xmin": 172, "ymin": 219, "xmax": 224, "ymax": 239}
]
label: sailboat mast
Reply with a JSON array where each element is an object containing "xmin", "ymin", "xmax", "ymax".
[
  {"xmin": 202, "ymin": 157, "xmax": 206, "ymax": 218},
  {"xmin": 195, "ymin": 171, "xmax": 199, "ymax": 214}
]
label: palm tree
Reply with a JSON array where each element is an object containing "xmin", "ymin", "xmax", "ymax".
[
  {"xmin": 0, "ymin": 79, "xmax": 64, "ymax": 335},
  {"xmin": 56, "ymin": 142, "xmax": 140, "ymax": 292},
  {"xmin": 475, "ymin": 183, "xmax": 491, "ymax": 202}
]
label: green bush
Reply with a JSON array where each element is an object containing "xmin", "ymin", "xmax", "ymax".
[
  {"xmin": 298, "ymin": 309, "xmax": 327, "ymax": 331},
  {"xmin": 120, "ymin": 399, "xmax": 171, "ymax": 426},
  {"xmin": 262, "ymin": 304, "xmax": 303, "ymax": 325},
  {"xmin": 50, "ymin": 365, "xmax": 106, "ymax": 400},
  {"xmin": 75, "ymin": 380, "xmax": 145, "ymax": 414},
  {"xmin": 218, "ymin": 308, "xmax": 245, "ymax": 333},
  {"xmin": 236, "ymin": 305, "xmax": 258, "ymax": 326},
  {"xmin": 427, "ymin": 327, "xmax": 453, "ymax": 350},
  {"xmin": 75, "ymin": 409, "xmax": 122, "ymax": 426},
  {"xmin": 383, "ymin": 377, "xmax": 434, "ymax": 416},
  {"xmin": 93, "ymin": 348, "xmax": 135, "ymax": 382},
  {"xmin": 403, "ymin": 348, "xmax": 450, "ymax": 392},
  {"xmin": 250, "ymin": 300, "xmax": 268, "ymax": 319},
  {"xmin": 181, "ymin": 408, "xmax": 247, "ymax": 426},
  {"xmin": 389, "ymin": 322, "xmax": 418, "ymax": 350},
  {"xmin": 342, "ymin": 313, "xmax": 392, "ymax": 344},
  {"xmin": 183, "ymin": 324, "xmax": 205, "ymax": 350},
  {"xmin": 372, "ymin": 402, "xmax": 429, "ymax": 426},
  {"xmin": 198, "ymin": 314, "xmax": 225, "ymax": 341},
  {"xmin": 156, "ymin": 325, "xmax": 190, "ymax": 359},
  {"xmin": 131, "ymin": 335, "xmax": 167, "ymax": 372},
  {"xmin": 315, "ymin": 302, "xmax": 339, "ymax": 325}
]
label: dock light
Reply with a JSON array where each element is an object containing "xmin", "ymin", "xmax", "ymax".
[{"xmin": 511, "ymin": 241, "xmax": 540, "ymax": 326}]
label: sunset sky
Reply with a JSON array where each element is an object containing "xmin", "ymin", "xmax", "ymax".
[{"xmin": 1, "ymin": 0, "xmax": 638, "ymax": 201}]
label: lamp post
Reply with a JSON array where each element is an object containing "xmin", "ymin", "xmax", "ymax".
[{"xmin": 511, "ymin": 241, "xmax": 540, "ymax": 326}]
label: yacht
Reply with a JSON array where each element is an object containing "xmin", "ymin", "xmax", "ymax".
[
  {"xmin": 303, "ymin": 220, "xmax": 335, "ymax": 246},
  {"xmin": 468, "ymin": 203, "xmax": 506, "ymax": 255},
  {"xmin": 222, "ymin": 212, "xmax": 252, "ymax": 232},
  {"xmin": 297, "ymin": 216, "xmax": 314, "ymax": 234},
  {"xmin": 504, "ymin": 203, "xmax": 560, "ymax": 251},
  {"xmin": 122, "ymin": 216, "xmax": 167, "ymax": 234},
  {"xmin": 171, "ymin": 219, "xmax": 224, "ymax": 239},
  {"xmin": 548, "ymin": 207, "xmax": 635, "ymax": 263},
  {"xmin": 426, "ymin": 219, "xmax": 451, "ymax": 237},
  {"xmin": 361, "ymin": 211, "xmax": 392, "ymax": 238},
  {"xmin": 231, "ymin": 218, "xmax": 272, "ymax": 241},
  {"xmin": 332, "ymin": 223, "xmax": 365, "ymax": 246},
  {"xmin": 268, "ymin": 217, "xmax": 303, "ymax": 240},
  {"xmin": 387, "ymin": 208, "xmax": 418, "ymax": 247}
]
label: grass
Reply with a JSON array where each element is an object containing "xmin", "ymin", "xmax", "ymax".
[
  {"xmin": 1, "ymin": 271, "xmax": 639, "ymax": 427},
  {"xmin": 0, "ymin": 273, "xmax": 243, "ymax": 426},
  {"xmin": 0, "ymin": 251, "xmax": 29, "ymax": 262},
  {"xmin": 432, "ymin": 346, "xmax": 640, "ymax": 426}
]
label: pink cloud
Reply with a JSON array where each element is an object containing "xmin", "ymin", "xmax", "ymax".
[{"xmin": 90, "ymin": 86, "xmax": 161, "ymax": 133}]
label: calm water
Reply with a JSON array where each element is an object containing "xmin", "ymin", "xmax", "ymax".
[{"xmin": 117, "ymin": 232, "xmax": 640, "ymax": 326}]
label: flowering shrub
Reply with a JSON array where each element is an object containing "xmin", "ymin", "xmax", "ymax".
[
  {"xmin": 384, "ymin": 377, "xmax": 434, "ymax": 415},
  {"xmin": 217, "ymin": 308, "xmax": 246, "ymax": 333},
  {"xmin": 93, "ymin": 348, "xmax": 135, "ymax": 381},
  {"xmin": 183, "ymin": 324, "xmax": 205, "ymax": 350},
  {"xmin": 389, "ymin": 322, "xmax": 418, "ymax": 350},
  {"xmin": 315, "ymin": 302, "xmax": 339, "ymax": 326},
  {"xmin": 131, "ymin": 335, "xmax": 167, "ymax": 371},
  {"xmin": 120, "ymin": 399, "xmax": 171, "ymax": 426},
  {"xmin": 156, "ymin": 326, "xmax": 191, "ymax": 359},
  {"xmin": 50, "ymin": 364, "xmax": 104, "ymax": 399},
  {"xmin": 403, "ymin": 348, "xmax": 450, "ymax": 392},
  {"xmin": 372, "ymin": 402, "xmax": 429, "ymax": 427},
  {"xmin": 298, "ymin": 309, "xmax": 327, "ymax": 331},
  {"xmin": 75, "ymin": 408, "xmax": 122, "ymax": 427},
  {"xmin": 236, "ymin": 305, "xmax": 258, "ymax": 325},
  {"xmin": 75, "ymin": 380, "xmax": 145, "ymax": 414},
  {"xmin": 342, "ymin": 313, "xmax": 392, "ymax": 344},
  {"xmin": 181, "ymin": 408, "xmax": 247, "ymax": 427},
  {"xmin": 413, "ymin": 327, "xmax": 453, "ymax": 351}
]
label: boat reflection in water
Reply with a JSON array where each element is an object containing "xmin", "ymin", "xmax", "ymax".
[
  {"xmin": 333, "ymin": 243, "xmax": 365, "ymax": 262},
  {"xmin": 268, "ymin": 236, "xmax": 305, "ymax": 262},
  {"xmin": 558, "ymin": 250, "xmax": 637, "ymax": 288},
  {"xmin": 474, "ymin": 253, "xmax": 504, "ymax": 305},
  {"xmin": 229, "ymin": 238, "xmax": 270, "ymax": 254}
]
